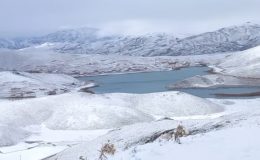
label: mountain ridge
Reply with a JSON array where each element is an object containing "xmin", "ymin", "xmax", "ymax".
[{"xmin": 1, "ymin": 23, "xmax": 260, "ymax": 56}]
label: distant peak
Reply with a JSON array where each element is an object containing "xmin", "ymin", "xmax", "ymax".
[{"xmin": 238, "ymin": 22, "xmax": 260, "ymax": 27}]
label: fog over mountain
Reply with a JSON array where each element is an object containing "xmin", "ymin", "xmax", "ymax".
[
  {"xmin": 1, "ymin": 1, "xmax": 260, "ymax": 160},
  {"xmin": 1, "ymin": 0, "xmax": 260, "ymax": 37},
  {"xmin": 1, "ymin": 23, "xmax": 260, "ymax": 56}
]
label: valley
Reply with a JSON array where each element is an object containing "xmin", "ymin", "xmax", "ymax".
[{"xmin": 0, "ymin": 23, "xmax": 260, "ymax": 160}]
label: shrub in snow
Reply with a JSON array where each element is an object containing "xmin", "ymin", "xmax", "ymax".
[
  {"xmin": 158, "ymin": 124, "xmax": 189, "ymax": 144},
  {"xmin": 98, "ymin": 140, "xmax": 116, "ymax": 160},
  {"xmin": 174, "ymin": 125, "xmax": 188, "ymax": 144}
]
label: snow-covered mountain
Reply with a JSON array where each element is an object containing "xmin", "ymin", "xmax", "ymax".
[
  {"xmin": 0, "ymin": 27, "xmax": 100, "ymax": 49},
  {"xmin": 174, "ymin": 23, "xmax": 260, "ymax": 55},
  {"xmin": 215, "ymin": 45, "xmax": 260, "ymax": 78},
  {"xmin": 54, "ymin": 33, "xmax": 179, "ymax": 55},
  {"xmin": 0, "ymin": 38, "xmax": 28, "ymax": 49},
  {"xmin": 52, "ymin": 23, "xmax": 260, "ymax": 56},
  {"xmin": 39, "ymin": 27, "xmax": 99, "ymax": 43},
  {"xmin": 1, "ymin": 23, "xmax": 260, "ymax": 56}
]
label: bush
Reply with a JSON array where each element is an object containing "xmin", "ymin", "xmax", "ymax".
[
  {"xmin": 98, "ymin": 140, "xmax": 116, "ymax": 160},
  {"xmin": 174, "ymin": 124, "xmax": 188, "ymax": 144}
]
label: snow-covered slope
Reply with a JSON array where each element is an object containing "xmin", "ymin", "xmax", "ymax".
[
  {"xmin": 0, "ymin": 28, "xmax": 99, "ymax": 49},
  {"xmin": 112, "ymin": 123, "xmax": 260, "ymax": 160},
  {"xmin": 1, "ymin": 23, "xmax": 260, "ymax": 56},
  {"xmin": 0, "ymin": 47, "xmax": 228, "ymax": 76},
  {"xmin": 53, "ymin": 33, "xmax": 179, "ymax": 56},
  {"xmin": 0, "ymin": 126, "xmax": 29, "ymax": 147},
  {"xmin": 0, "ymin": 71, "xmax": 82, "ymax": 98},
  {"xmin": 46, "ymin": 98, "xmax": 260, "ymax": 160},
  {"xmin": 0, "ymin": 39, "xmax": 21, "ymax": 49},
  {"xmin": 167, "ymin": 23, "xmax": 260, "ymax": 56},
  {"xmin": 215, "ymin": 46, "xmax": 260, "ymax": 78},
  {"xmin": 78, "ymin": 23, "xmax": 260, "ymax": 56},
  {"xmin": 0, "ymin": 91, "xmax": 223, "ymax": 146},
  {"xmin": 166, "ymin": 46, "xmax": 260, "ymax": 89},
  {"xmin": 167, "ymin": 74, "xmax": 260, "ymax": 89}
]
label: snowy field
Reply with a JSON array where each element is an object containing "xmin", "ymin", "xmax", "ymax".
[
  {"xmin": 0, "ymin": 46, "xmax": 260, "ymax": 160},
  {"xmin": 0, "ymin": 90, "xmax": 224, "ymax": 160},
  {"xmin": 0, "ymin": 94, "xmax": 259, "ymax": 160},
  {"xmin": 45, "ymin": 98, "xmax": 260, "ymax": 160},
  {"xmin": 0, "ymin": 71, "xmax": 92, "ymax": 99}
]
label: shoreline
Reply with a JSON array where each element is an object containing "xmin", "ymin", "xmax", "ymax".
[{"xmin": 214, "ymin": 91, "xmax": 260, "ymax": 97}]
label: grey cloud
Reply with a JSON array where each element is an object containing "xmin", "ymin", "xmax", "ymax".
[{"xmin": 0, "ymin": 0, "xmax": 260, "ymax": 37}]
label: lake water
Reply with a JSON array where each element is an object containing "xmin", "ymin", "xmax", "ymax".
[{"xmin": 78, "ymin": 67, "xmax": 260, "ymax": 98}]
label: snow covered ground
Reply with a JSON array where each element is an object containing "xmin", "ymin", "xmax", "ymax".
[
  {"xmin": 0, "ymin": 91, "xmax": 222, "ymax": 132},
  {"xmin": 1, "ymin": 42, "xmax": 259, "ymax": 80},
  {"xmin": 168, "ymin": 74, "xmax": 260, "ymax": 89},
  {"xmin": 46, "ymin": 98, "xmax": 260, "ymax": 160},
  {"xmin": 1, "ymin": 23, "xmax": 260, "ymax": 57},
  {"xmin": 0, "ymin": 91, "xmax": 224, "ymax": 160},
  {"xmin": 215, "ymin": 46, "xmax": 260, "ymax": 78},
  {"xmin": 108, "ymin": 98, "xmax": 260, "ymax": 160},
  {"xmin": 113, "ymin": 125, "xmax": 260, "ymax": 160},
  {"xmin": 0, "ymin": 71, "xmax": 90, "ymax": 99},
  {"xmin": 168, "ymin": 46, "xmax": 260, "ymax": 89},
  {"xmin": 1, "ymin": 90, "xmax": 260, "ymax": 160},
  {"xmin": 0, "ymin": 46, "xmax": 228, "ymax": 77},
  {"xmin": 0, "ymin": 44, "xmax": 260, "ymax": 160},
  {"xmin": 0, "ymin": 128, "xmax": 109, "ymax": 160}
]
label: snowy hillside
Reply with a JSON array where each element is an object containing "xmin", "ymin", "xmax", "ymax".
[
  {"xmin": 167, "ymin": 74, "xmax": 260, "ymax": 89},
  {"xmin": 1, "ymin": 21, "xmax": 260, "ymax": 160},
  {"xmin": 0, "ymin": 92, "xmax": 223, "ymax": 130},
  {"xmin": 0, "ymin": 28, "xmax": 99, "ymax": 49},
  {"xmin": 0, "ymin": 38, "xmax": 27, "ymax": 49},
  {"xmin": 77, "ymin": 23, "xmax": 260, "ymax": 56},
  {"xmin": 166, "ymin": 46, "xmax": 260, "ymax": 89},
  {"xmin": 45, "ymin": 98, "xmax": 260, "ymax": 160},
  {"xmin": 0, "ymin": 71, "xmax": 84, "ymax": 98},
  {"xmin": 53, "ymin": 33, "xmax": 179, "ymax": 56},
  {"xmin": 215, "ymin": 46, "xmax": 260, "ymax": 78},
  {"xmin": 1, "ymin": 23, "xmax": 260, "ymax": 56},
  {"xmin": 0, "ymin": 47, "xmax": 227, "ymax": 76},
  {"xmin": 0, "ymin": 91, "xmax": 223, "ymax": 146}
]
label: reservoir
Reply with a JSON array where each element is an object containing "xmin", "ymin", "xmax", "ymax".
[{"xmin": 78, "ymin": 67, "xmax": 260, "ymax": 98}]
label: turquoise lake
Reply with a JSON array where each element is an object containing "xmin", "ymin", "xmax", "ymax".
[{"xmin": 78, "ymin": 67, "xmax": 260, "ymax": 98}]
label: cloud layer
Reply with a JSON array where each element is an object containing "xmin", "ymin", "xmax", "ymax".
[{"xmin": 1, "ymin": 0, "xmax": 260, "ymax": 37}]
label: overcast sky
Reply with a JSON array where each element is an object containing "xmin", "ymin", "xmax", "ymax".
[{"xmin": 1, "ymin": 0, "xmax": 260, "ymax": 38}]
